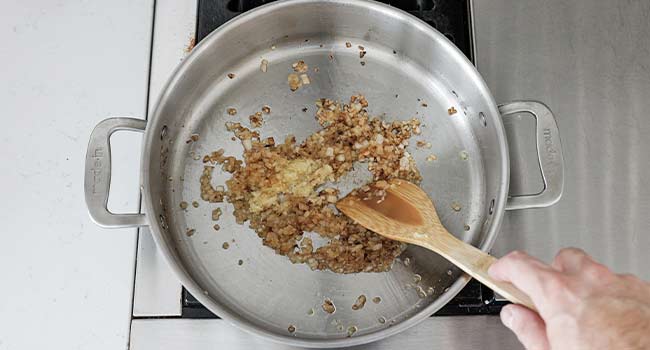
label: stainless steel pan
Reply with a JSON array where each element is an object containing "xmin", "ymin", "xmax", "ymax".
[{"xmin": 84, "ymin": 0, "xmax": 564, "ymax": 347}]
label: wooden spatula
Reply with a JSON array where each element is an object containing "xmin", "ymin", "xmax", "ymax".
[{"xmin": 337, "ymin": 178, "xmax": 536, "ymax": 311}]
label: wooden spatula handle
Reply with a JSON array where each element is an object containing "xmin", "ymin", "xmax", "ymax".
[{"xmin": 421, "ymin": 232, "xmax": 537, "ymax": 311}]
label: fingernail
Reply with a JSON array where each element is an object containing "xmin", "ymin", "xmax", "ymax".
[{"xmin": 501, "ymin": 306, "xmax": 513, "ymax": 328}]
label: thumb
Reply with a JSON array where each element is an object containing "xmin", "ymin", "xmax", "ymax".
[{"xmin": 500, "ymin": 304, "xmax": 549, "ymax": 350}]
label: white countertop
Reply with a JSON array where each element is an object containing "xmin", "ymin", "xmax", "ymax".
[{"xmin": 0, "ymin": 1, "xmax": 153, "ymax": 349}]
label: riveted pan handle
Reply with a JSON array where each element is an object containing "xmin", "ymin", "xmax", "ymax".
[
  {"xmin": 84, "ymin": 117, "xmax": 148, "ymax": 228},
  {"xmin": 499, "ymin": 101, "xmax": 565, "ymax": 210}
]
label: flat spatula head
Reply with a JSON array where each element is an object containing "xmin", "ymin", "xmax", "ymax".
[{"xmin": 336, "ymin": 179, "xmax": 443, "ymax": 243}]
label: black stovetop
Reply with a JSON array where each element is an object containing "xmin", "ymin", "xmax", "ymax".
[
  {"xmin": 182, "ymin": 0, "xmax": 503, "ymax": 319},
  {"xmin": 197, "ymin": 0, "xmax": 473, "ymax": 61}
]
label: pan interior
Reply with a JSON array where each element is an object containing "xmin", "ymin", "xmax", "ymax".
[{"xmin": 161, "ymin": 39, "xmax": 485, "ymax": 339}]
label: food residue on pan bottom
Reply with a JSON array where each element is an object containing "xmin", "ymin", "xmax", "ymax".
[
  {"xmin": 199, "ymin": 95, "xmax": 422, "ymax": 273},
  {"xmin": 351, "ymin": 294, "xmax": 367, "ymax": 310},
  {"xmin": 322, "ymin": 298, "xmax": 336, "ymax": 314}
]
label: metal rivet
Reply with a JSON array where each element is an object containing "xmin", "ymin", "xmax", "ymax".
[
  {"xmin": 479, "ymin": 112, "xmax": 487, "ymax": 127},
  {"xmin": 160, "ymin": 125, "xmax": 168, "ymax": 140},
  {"xmin": 159, "ymin": 214, "xmax": 168, "ymax": 229}
]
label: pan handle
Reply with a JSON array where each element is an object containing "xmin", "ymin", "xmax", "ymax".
[
  {"xmin": 499, "ymin": 101, "xmax": 565, "ymax": 210},
  {"xmin": 84, "ymin": 117, "xmax": 148, "ymax": 228}
]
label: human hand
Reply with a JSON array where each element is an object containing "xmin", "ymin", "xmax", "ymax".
[{"xmin": 488, "ymin": 248, "xmax": 650, "ymax": 350}]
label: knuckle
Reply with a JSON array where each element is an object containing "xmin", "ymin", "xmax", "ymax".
[
  {"xmin": 618, "ymin": 274, "xmax": 649, "ymax": 290},
  {"xmin": 542, "ymin": 274, "xmax": 573, "ymax": 300},
  {"xmin": 583, "ymin": 262, "xmax": 611, "ymax": 280},
  {"xmin": 506, "ymin": 250, "xmax": 528, "ymax": 261},
  {"xmin": 619, "ymin": 272, "xmax": 638, "ymax": 280},
  {"xmin": 557, "ymin": 247, "xmax": 587, "ymax": 259},
  {"xmin": 543, "ymin": 274, "xmax": 566, "ymax": 290},
  {"xmin": 620, "ymin": 273, "xmax": 641, "ymax": 284},
  {"xmin": 548, "ymin": 269, "xmax": 565, "ymax": 282}
]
